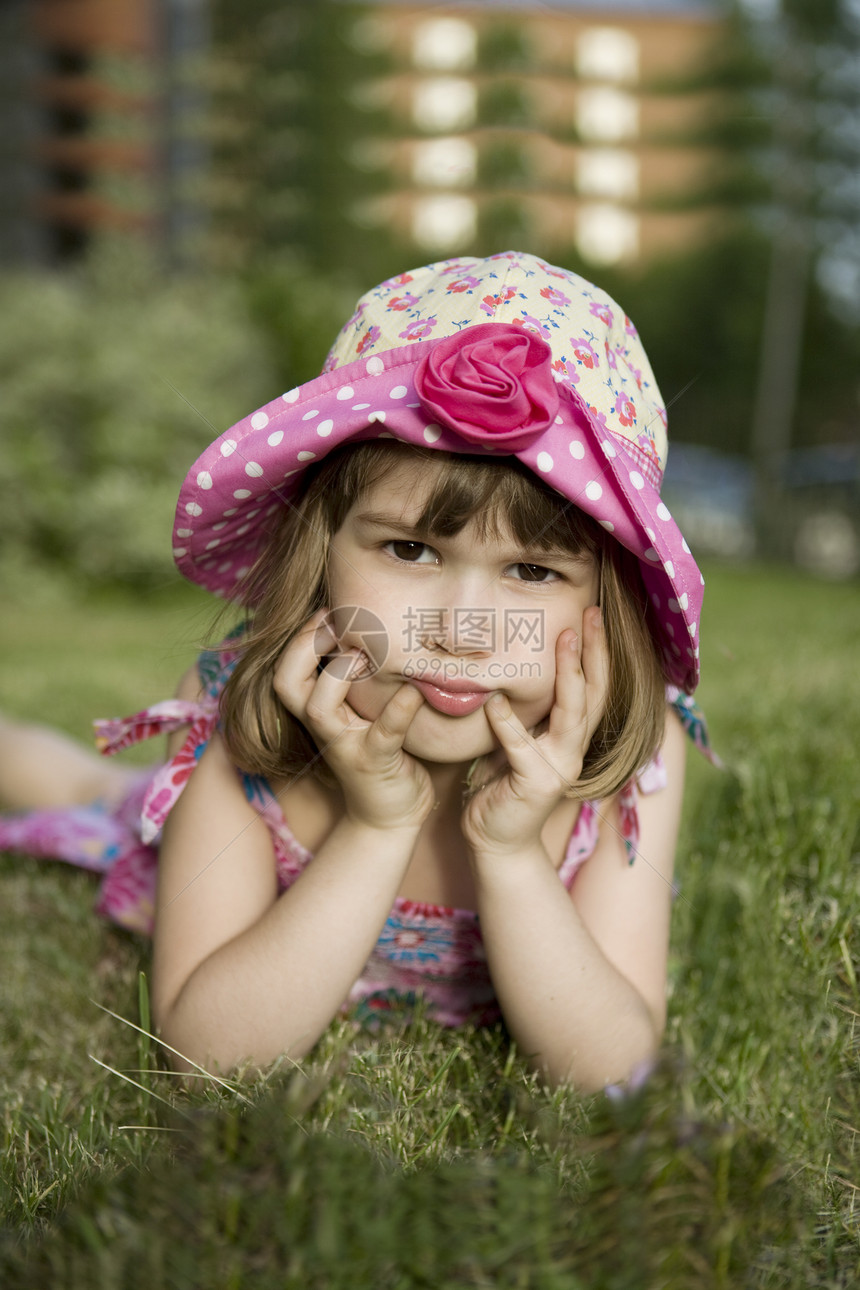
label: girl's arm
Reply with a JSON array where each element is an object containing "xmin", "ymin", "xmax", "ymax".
[
  {"xmin": 152, "ymin": 735, "xmax": 422, "ymax": 1074},
  {"xmin": 469, "ymin": 703, "xmax": 686, "ymax": 1092},
  {"xmin": 151, "ymin": 650, "xmax": 429, "ymax": 1074}
]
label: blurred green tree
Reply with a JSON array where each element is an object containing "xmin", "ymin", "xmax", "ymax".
[
  {"xmin": 207, "ymin": 0, "xmax": 409, "ymax": 288},
  {"xmin": 741, "ymin": 0, "xmax": 860, "ymax": 548},
  {"xmin": 604, "ymin": 0, "xmax": 860, "ymax": 469},
  {"xmin": 204, "ymin": 0, "xmax": 420, "ymax": 389}
]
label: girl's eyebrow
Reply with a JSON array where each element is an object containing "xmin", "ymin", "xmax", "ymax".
[
  {"xmin": 353, "ymin": 511, "xmax": 427, "ymax": 535},
  {"xmin": 521, "ymin": 545, "xmax": 589, "ymax": 564}
]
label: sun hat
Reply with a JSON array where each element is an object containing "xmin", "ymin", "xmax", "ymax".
[{"xmin": 173, "ymin": 251, "xmax": 703, "ymax": 692}]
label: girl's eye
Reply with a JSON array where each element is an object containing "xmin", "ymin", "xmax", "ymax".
[
  {"xmin": 507, "ymin": 562, "xmax": 561, "ymax": 584},
  {"xmin": 386, "ymin": 540, "xmax": 438, "ymax": 564}
]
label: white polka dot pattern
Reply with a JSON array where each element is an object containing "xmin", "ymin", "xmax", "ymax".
[{"xmin": 172, "ymin": 253, "xmax": 703, "ymax": 692}]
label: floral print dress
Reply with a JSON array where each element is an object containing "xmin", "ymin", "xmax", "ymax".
[{"xmin": 0, "ymin": 634, "xmax": 716, "ymax": 1028}]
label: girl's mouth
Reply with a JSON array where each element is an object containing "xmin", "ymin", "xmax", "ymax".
[{"xmin": 408, "ymin": 677, "xmax": 492, "ymax": 717}]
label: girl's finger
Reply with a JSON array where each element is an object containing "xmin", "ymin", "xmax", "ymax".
[
  {"xmin": 580, "ymin": 606, "xmax": 610, "ymax": 701},
  {"xmin": 273, "ymin": 609, "xmax": 338, "ymax": 716},
  {"xmin": 550, "ymin": 612, "xmax": 607, "ymax": 742},
  {"xmin": 301, "ymin": 650, "xmax": 373, "ymax": 738},
  {"xmin": 482, "ymin": 694, "xmax": 548, "ymax": 782},
  {"xmin": 547, "ymin": 628, "xmax": 588, "ymax": 742},
  {"xmin": 364, "ymin": 682, "xmax": 426, "ymax": 755}
]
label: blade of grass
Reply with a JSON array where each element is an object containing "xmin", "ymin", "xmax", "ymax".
[
  {"xmin": 89, "ymin": 999, "xmax": 254, "ymax": 1102},
  {"xmin": 87, "ymin": 1055, "xmax": 189, "ymax": 1116}
]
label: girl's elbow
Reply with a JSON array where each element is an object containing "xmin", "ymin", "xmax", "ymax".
[
  {"xmin": 587, "ymin": 1008, "xmax": 662, "ymax": 1094},
  {"xmin": 155, "ymin": 1015, "xmax": 252, "ymax": 1081},
  {"xmin": 153, "ymin": 984, "xmax": 243, "ymax": 1078},
  {"xmin": 532, "ymin": 1005, "xmax": 662, "ymax": 1093}
]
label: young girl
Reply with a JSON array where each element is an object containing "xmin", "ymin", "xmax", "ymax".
[{"xmin": 0, "ymin": 252, "xmax": 713, "ymax": 1091}]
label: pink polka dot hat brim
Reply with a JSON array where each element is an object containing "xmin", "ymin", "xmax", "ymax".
[{"xmin": 173, "ymin": 340, "xmax": 703, "ymax": 693}]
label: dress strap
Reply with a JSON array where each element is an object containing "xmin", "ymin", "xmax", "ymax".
[
  {"xmin": 92, "ymin": 626, "xmax": 248, "ymax": 846},
  {"xmin": 618, "ymin": 779, "xmax": 638, "ymax": 864},
  {"xmin": 617, "ymin": 689, "xmax": 720, "ymax": 865},
  {"xmin": 667, "ymin": 687, "xmax": 722, "ymax": 767},
  {"xmin": 94, "ymin": 699, "xmax": 216, "ymax": 756},
  {"xmin": 94, "ymin": 696, "xmax": 220, "ymax": 845}
]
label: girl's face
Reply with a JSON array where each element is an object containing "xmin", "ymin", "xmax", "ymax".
[{"xmin": 326, "ymin": 458, "xmax": 599, "ymax": 766}]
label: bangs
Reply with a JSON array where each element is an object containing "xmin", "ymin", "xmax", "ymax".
[
  {"xmin": 304, "ymin": 440, "xmax": 603, "ymax": 560},
  {"xmin": 409, "ymin": 451, "xmax": 601, "ymax": 559}
]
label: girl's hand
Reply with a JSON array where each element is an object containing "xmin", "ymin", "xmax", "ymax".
[
  {"xmin": 462, "ymin": 609, "xmax": 609, "ymax": 859},
  {"xmin": 273, "ymin": 611, "xmax": 435, "ymax": 832}
]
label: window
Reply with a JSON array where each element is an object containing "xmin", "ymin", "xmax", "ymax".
[
  {"xmin": 412, "ymin": 78, "xmax": 477, "ymax": 133},
  {"xmin": 412, "ymin": 138, "xmax": 477, "ymax": 188},
  {"xmin": 576, "ymin": 88, "xmax": 639, "ymax": 143},
  {"xmin": 412, "ymin": 195, "xmax": 477, "ymax": 250},
  {"xmin": 576, "ymin": 28, "xmax": 639, "ymax": 83},
  {"xmin": 413, "ymin": 18, "xmax": 477, "ymax": 71},
  {"xmin": 576, "ymin": 149, "xmax": 638, "ymax": 200},
  {"xmin": 576, "ymin": 203, "xmax": 639, "ymax": 264}
]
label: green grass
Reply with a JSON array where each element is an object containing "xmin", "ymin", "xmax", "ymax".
[{"xmin": 1, "ymin": 566, "xmax": 858, "ymax": 1287}]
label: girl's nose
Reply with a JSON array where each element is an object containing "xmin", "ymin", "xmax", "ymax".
[
  {"xmin": 409, "ymin": 589, "xmax": 498, "ymax": 657},
  {"xmin": 421, "ymin": 614, "xmax": 495, "ymax": 656}
]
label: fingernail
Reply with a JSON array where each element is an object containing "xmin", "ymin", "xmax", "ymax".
[
  {"xmin": 348, "ymin": 651, "xmax": 371, "ymax": 679},
  {"xmin": 567, "ymin": 632, "xmax": 580, "ymax": 651},
  {"xmin": 489, "ymin": 692, "xmax": 509, "ymax": 713},
  {"xmin": 353, "ymin": 650, "xmax": 373, "ymax": 681},
  {"xmin": 326, "ymin": 651, "xmax": 370, "ymax": 681}
]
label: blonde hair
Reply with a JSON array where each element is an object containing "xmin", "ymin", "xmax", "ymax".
[{"xmin": 219, "ymin": 442, "xmax": 666, "ymax": 801}]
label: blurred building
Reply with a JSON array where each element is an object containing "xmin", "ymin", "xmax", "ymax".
[
  {"xmin": 1, "ymin": 0, "xmax": 721, "ymax": 269},
  {"xmin": 359, "ymin": 0, "xmax": 721, "ymax": 265},
  {"xmin": 0, "ymin": 0, "xmax": 207, "ymax": 265}
]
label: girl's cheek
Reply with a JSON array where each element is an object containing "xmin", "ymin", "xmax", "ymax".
[{"xmin": 522, "ymin": 642, "xmax": 557, "ymax": 692}]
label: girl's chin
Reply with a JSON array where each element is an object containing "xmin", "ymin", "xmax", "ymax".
[
  {"xmin": 401, "ymin": 726, "xmax": 496, "ymax": 766},
  {"xmin": 397, "ymin": 698, "xmax": 500, "ymax": 764}
]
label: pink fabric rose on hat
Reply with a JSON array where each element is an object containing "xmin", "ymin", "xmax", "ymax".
[{"xmin": 414, "ymin": 322, "xmax": 559, "ymax": 451}]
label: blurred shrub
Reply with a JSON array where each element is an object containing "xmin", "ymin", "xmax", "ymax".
[{"xmin": 0, "ymin": 245, "xmax": 276, "ymax": 592}]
